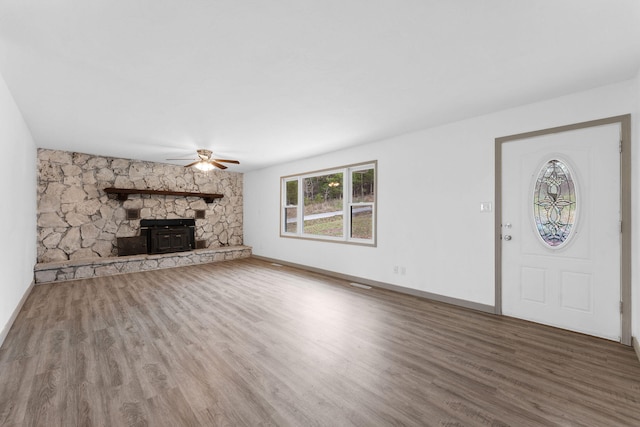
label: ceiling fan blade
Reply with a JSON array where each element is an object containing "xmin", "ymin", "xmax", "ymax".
[
  {"xmin": 184, "ymin": 160, "xmax": 201, "ymax": 168},
  {"xmin": 166, "ymin": 158, "xmax": 196, "ymax": 161},
  {"xmin": 211, "ymin": 160, "xmax": 228, "ymax": 169},
  {"xmin": 213, "ymin": 159, "xmax": 240, "ymax": 164}
]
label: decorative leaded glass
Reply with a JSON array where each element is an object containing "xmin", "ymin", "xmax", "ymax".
[{"xmin": 533, "ymin": 159, "xmax": 577, "ymax": 247}]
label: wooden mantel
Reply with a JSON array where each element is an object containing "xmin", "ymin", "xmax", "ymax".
[{"xmin": 104, "ymin": 187, "xmax": 223, "ymax": 203}]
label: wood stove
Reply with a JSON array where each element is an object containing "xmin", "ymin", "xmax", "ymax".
[{"xmin": 140, "ymin": 219, "xmax": 196, "ymax": 254}]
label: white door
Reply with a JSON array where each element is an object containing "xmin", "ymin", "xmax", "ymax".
[{"xmin": 501, "ymin": 123, "xmax": 621, "ymax": 341}]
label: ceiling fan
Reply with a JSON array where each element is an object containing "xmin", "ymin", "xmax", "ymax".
[{"xmin": 167, "ymin": 149, "xmax": 240, "ymax": 171}]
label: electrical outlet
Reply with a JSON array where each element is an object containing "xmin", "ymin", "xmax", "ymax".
[{"xmin": 393, "ymin": 265, "xmax": 399, "ymax": 274}]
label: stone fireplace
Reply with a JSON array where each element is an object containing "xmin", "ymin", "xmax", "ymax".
[
  {"xmin": 37, "ymin": 149, "xmax": 244, "ymax": 263},
  {"xmin": 35, "ymin": 149, "xmax": 251, "ymax": 284}
]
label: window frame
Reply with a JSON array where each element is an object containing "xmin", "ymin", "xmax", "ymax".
[
  {"xmin": 280, "ymin": 161, "xmax": 377, "ymax": 246},
  {"xmin": 283, "ymin": 177, "xmax": 300, "ymax": 234}
]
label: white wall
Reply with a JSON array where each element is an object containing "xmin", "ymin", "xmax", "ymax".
[
  {"xmin": 0, "ymin": 72, "xmax": 37, "ymax": 345},
  {"xmin": 245, "ymin": 79, "xmax": 637, "ymax": 311}
]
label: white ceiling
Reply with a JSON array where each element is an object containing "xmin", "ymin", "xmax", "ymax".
[{"xmin": 1, "ymin": 1, "xmax": 639, "ymax": 172}]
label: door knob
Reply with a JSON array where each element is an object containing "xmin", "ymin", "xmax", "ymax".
[{"xmin": 504, "ymin": 235, "xmax": 512, "ymax": 241}]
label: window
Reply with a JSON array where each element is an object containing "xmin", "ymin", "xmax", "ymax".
[
  {"xmin": 532, "ymin": 158, "xmax": 577, "ymax": 248},
  {"xmin": 349, "ymin": 166, "xmax": 375, "ymax": 240},
  {"xmin": 303, "ymin": 171, "xmax": 344, "ymax": 237},
  {"xmin": 284, "ymin": 178, "xmax": 298, "ymax": 233},
  {"xmin": 281, "ymin": 161, "xmax": 376, "ymax": 245}
]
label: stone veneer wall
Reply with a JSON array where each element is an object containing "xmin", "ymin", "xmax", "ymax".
[{"xmin": 37, "ymin": 148, "xmax": 243, "ymax": 263}]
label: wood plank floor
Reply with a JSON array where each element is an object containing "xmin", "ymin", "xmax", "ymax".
[{"xmin": 1, "ymin": 258, "xmax": 639, "ymax": 426}]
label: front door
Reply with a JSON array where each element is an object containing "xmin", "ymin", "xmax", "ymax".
[{"xmin": 501, "ymin": 122, "xmax": 621, "ymax": 341}]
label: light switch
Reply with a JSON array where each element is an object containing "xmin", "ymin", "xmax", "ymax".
[{"xmin": 480, "ymin": 202, "xmax": 492, "ymax": 213}]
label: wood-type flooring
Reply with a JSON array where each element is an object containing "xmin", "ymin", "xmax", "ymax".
[{"xmin": 1, "ymin": 258, "xmax": 639, "ymax": 426}]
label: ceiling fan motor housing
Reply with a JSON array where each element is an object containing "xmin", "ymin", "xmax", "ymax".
[{"xmin": 197, "ymin": 149, "xmax": 212, "ymax": 160}]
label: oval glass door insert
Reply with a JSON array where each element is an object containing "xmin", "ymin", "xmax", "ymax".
[{"xmin": 533, "ymin": 159, "xmax": 577, "ymax": 247}]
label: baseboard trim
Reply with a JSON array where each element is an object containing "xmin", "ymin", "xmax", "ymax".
[
  {"xmin": 633, "ymin": 337, "xmax": 640, "ymax": 364},
  {"xmin": 251, "ymin": 255, "xmax": 495, "ymax": 314},
  {"xmin": 0, "ymin": 280, "xmax": 34, "ymax": 349}
]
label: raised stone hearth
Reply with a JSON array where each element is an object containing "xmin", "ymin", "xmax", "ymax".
[{"xmin": 34, "ymin": 245, "xmax": 252, "ymax": 284}]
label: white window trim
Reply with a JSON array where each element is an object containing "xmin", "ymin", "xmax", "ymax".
[{"xmin": 280, "ymin": 161, "xmax": 377, "ymax": 246}]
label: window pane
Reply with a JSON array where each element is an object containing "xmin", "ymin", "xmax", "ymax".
[
  {"xmin": 285, "ymin": 207, "xmax": 298, "ymax": 233},
  {"xmin": 351, "ymin": 204, "xmax": 373, "ymax": 239},
  {"xmin": 303, "ymin": 172, "xmax": 343, "ymax": 237},
  {"xmin": 533, "ymin": 159, "xmax": 577, "ymax": 247},
  {"xmin": 351, "ymin": 168, "xmax": 375, "ymax": 203},
  {"xmin": 286, "ymin": 180, "xmax": 298, "ymax": 206}
]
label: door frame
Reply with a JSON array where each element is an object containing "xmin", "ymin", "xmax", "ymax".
[{"xmin": 494, "ymin": 115, "xmax": 631, "ymax": 345}]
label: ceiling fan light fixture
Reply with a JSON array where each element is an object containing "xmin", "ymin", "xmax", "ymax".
[{"xmin": 194, "ymin": 161, "xmax": 215, "ymax": 171}]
